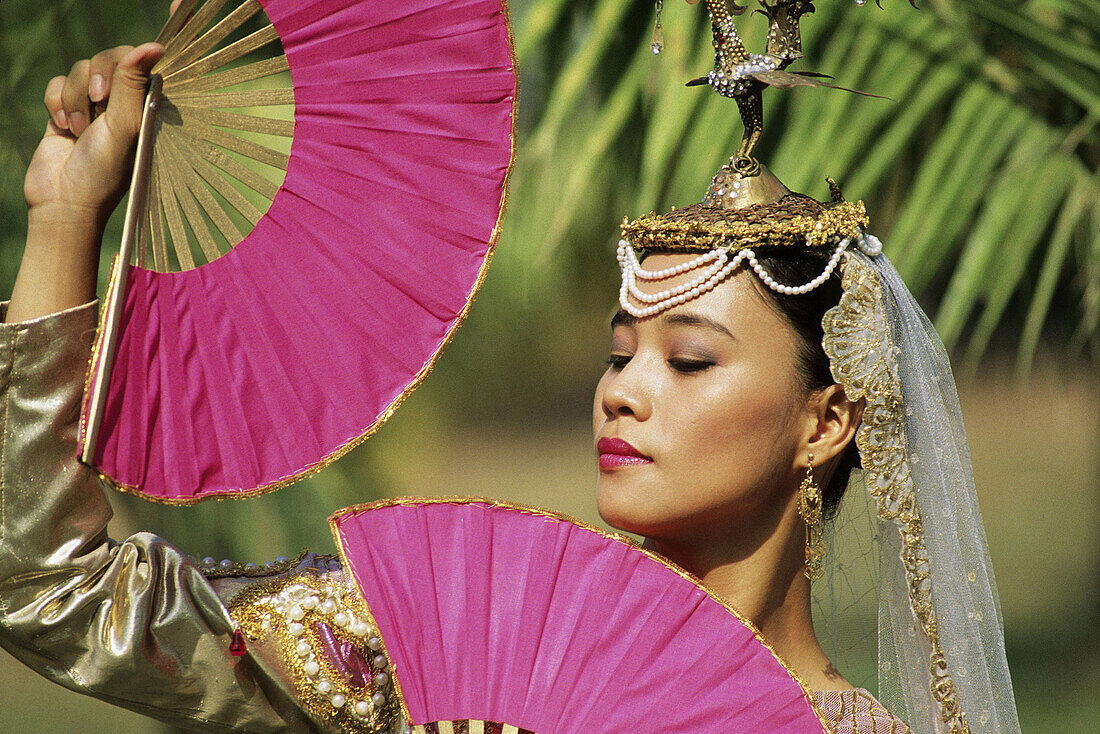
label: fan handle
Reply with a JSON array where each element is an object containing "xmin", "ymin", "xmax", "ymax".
[{"xmin": 80, "ymin": 74, "xmax": 163, "ymax": 466}]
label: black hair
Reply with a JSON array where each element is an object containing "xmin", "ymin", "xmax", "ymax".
[{"xmin": 749, "ymin": 246, "xmax": 861, "ymax": 520}]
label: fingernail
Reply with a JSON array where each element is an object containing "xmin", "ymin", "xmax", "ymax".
[
  {"xmin": 69, "ymin": 111, "xmax": 86, "ymax": 133},
  {"xmin": 89, "ymin": 75, "xmax": 105, "ymax": 102},
  {"xmin": 56, "ymin": 109, "xmax": 68, "ymax": 129}
]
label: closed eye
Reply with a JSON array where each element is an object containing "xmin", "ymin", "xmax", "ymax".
[
  {"xmin": 668, "ymin": 358, "xmax": 715, "ymax": 373},
  {"xmin": 606, "ymin": 354, "xmax": 632, "ymax": 370}
]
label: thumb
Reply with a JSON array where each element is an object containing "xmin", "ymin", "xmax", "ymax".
[{"xmin": 104, "ymin": 43, "xmax": 166, "ymax": 143}]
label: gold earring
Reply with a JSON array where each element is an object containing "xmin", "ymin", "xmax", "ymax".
[
  {"xmin": 797, "ymin": 452, "xmax": 824, "ymax": 581},
  {"xmin": 651, "ymin": 1, "xmax": 665, "ymax": 55}
]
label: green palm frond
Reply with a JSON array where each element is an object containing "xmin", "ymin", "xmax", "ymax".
[{"xmin": 501, "ymin": 0, "xmax": 1098, "ymax": 371}]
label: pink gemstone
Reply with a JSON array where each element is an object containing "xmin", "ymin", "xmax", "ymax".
[{"xmin": 229, "ymin": 629, "xmax": 247, "ymax": 657}]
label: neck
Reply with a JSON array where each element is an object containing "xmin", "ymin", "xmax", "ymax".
[{"xmin": 643, "ymin": 494, "xmax": 851, "ymax": 691}]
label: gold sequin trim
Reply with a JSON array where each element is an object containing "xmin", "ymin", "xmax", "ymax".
[
  {"xmin": 622, "ymin": 197, "xmax": 867, "ymax": 252},
  {"xmin": 229, "ymin": 570, "xmax": 400, "ymax": 733},
  {"xmin": 197, "ymin": 550, "xmax": 317, "ymax": 579},
  {"xmin": 822, "ymin": 253, "xmax": 969, "ymax": 734}
]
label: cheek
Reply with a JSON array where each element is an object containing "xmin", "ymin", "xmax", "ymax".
[
  {"xmin": 681, "ymin": 371, "xmax": 793, "ymax": 448},
  {"xmin": 668, "ymin": 374, "xmax": 801, "ymax": 498}
]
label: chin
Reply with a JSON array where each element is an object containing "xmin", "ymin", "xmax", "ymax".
[{"xmin": 596, "ymin": 477, "xmax": 690, "ymax": 539}]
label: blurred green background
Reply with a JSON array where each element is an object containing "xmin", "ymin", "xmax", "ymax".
[{"xmin": 1, "ymin": 0, "xmax": 1097, "ymax": 731}]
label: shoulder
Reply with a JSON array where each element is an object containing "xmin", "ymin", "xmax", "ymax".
[{"xmin": 813, "ymin": 688, "xmax": 912, "ymax": 734}]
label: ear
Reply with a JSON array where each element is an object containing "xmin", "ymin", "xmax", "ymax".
[{"xmin": 801, "ymin": 383, "xmax": 863, "ymax": 468}]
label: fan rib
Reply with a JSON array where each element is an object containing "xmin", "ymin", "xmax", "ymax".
[
  {"xmin": 437, "ymin": 723, "xmax": 455, "ymax": 734},
  {"xmin": 468, "ymin": 722, "xmax": 485, "ymax": 734},
  {"xmin": 149, "ymin": 165, "xmax": 170, "ymax": 271},
  {"xmin": 163, "ymin": 54, "xmax": 290, "ymax": 95},
  {"xmin": 155, "ymin": 0, "xmax": 201, "ymax": 46},
  {"xmin": 502, "ymin": 726, "xmax": 519, "ymax": 734},
  {"xmin": 160, "ymin": 0, "xmax": 232, "ymax": 67},
  {"xmin": 185, "ymin": 118, "xmax": 290, "ymax": 169},
  {"xmin": 138, "ymin": 203, "xmax": 151, "ymax": 269},
  {"xmin": 175, "ymin": 104, "xmax": 294, "ymax": 137},
  {"xmin": 172, "ymin": 131, "xmax": 280, "ymax": 203},
  {"xmin": 161, "ymin": 130, "xmax": 245, "ymax": 248},
  {"xmin": 167, "ymin": 130, "xmax": 265, "ymax": 226},
  {"xmin": 158, "ymin": 148, "xmax": 224, "ymax": 262},
  {"xmin": 168, "ymin": 87, "xmax": 294, "ymax": 108},
  {"xmin": 159, "ymin": 0, "xmax": 263, "ymax": 77},
  {"xmin": 163, "ymin": 24, "xmax": 281, "ymax": 84},
  {"xmin": 155, "ymin": 163, "xmax": 198, "ymax": 270}
]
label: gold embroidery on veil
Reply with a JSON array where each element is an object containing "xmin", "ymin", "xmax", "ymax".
[{"xmin": 824, "ymin": 253, "xmax": 969, "ymax": 734}]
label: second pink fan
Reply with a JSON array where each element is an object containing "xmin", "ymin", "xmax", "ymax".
[{"xmin": 332, "ymin": 499, "xmax": 829, "ymax": 732}]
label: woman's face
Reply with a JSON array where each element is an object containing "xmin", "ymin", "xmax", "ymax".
[{"xmin": 593, "ymin": 253, "xmax": 814, "ymax": 543}]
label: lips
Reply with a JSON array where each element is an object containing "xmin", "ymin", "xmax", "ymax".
[{"xmin": 597, "ymin": 437, "xmax": 652, "ymax": 470}]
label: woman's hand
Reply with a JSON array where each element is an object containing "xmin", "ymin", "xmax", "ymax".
[
  {"xmin": 25, "ymin": 43, "xmax": 166, "ymax": 229},
  {"xmin": 9, "ymin": 42, "xmax": 165, "ymax": 323}
]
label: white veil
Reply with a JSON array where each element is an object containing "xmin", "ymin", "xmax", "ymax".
[{"xmin": 821, "ymin": 243, "xmax": 1020, "ymax": 734}]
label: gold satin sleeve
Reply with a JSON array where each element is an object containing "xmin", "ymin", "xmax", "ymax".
[{"xmin": 0, "ymin": 300, "xmax": 333, "ymax": 732}]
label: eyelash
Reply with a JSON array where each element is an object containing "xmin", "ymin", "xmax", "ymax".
[
  {"xmin": 668, "ymin": 358, "xmax": 714, "ymax": 374},
  {"xmin": 605, "ymin": 354, "xmax": 631, "ymax": 370},
  {"xmin": 604, "ymin": 355, "xmax": 715, "ymax": 374}
]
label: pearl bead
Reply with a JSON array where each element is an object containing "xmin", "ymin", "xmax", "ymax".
[
  {"xmin": 366, "ymin": 636, "xmax": 382, "ymax": 651},
  {"xmin": 374, "ymin": 671, "xmax": 390, "ymax": 687},
  {"xmin": 219, "ymin": 559, "xmax": 233, "ymax": 569},
  {"xmin": 331, "ymin": 693, "xmax": 346, "ymax": 708},
  {"xmin": 352, "ymin": 621, "xmax": 370, "ymax": 637},
  {"xmin": 301, "ymin": 596, "xmax": 318, "ymax": 609},
  {"xmin": 304, "ymin": 660, "xmax": 320, "ymax": 676},
  {"xmin": 202, "ymin": 557, "xmax": 215, "ymax": 567},
  {"xmin": 372, "ymin": 692, "xmax": 387, "ymax": 707},
  {"xmin": 321, "ymin": 599, "xmax": 336, "ymax": 614},
  {"xmin": 334, "ymin": 612, "xmax": 349, "ymax": 627},
  {"xmin": 317, "ymin": 679, "xmax": 332, "ymax": 694},
  {"xmin": 288, "ymin": 605, "xmax": 305, "ymax": 622},
  {"xmin": 373, "ymin": 654, "xmax": 388, "ymax": 669},
  {"xmin": 297, "ymin": 642, "xmax": 312, "ymax": 657},
  {"xmin": 355, "ymin": 700, "xmax": 371, "ymax": 716},
  {"xmin": 288, "ymin": 622, "xmax": 304, "ymax": 636}
]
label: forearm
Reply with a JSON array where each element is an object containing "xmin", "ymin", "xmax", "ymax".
[{"xmin": 6, "ymin": 204, "xmax": 103, "ymax": 323}]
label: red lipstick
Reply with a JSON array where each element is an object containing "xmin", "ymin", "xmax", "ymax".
[{"xmin": 597, "ymin": 437, "xmax": 652, "ymax": 470}]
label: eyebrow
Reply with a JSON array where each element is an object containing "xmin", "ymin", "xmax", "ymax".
[{"xmin": 611, "ymin": 309, "xmax": 736, "ymax": 340}]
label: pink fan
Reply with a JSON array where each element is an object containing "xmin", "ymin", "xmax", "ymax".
[
  {"xmin": 78, "ymin": 0, "xmax": 516, "ymax": 502},
  {"xmin": 330, "ymin": 499, "xmax": 829, "ymax": 732}
]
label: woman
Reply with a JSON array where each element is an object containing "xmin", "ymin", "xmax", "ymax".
[{"xmin": 0, "ymin": 7, "xmax": 1018, "ymax": 734}]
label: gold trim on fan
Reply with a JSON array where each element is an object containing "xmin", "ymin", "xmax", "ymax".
[{"xmin": 328, "ymin": 497, "xmax": 832, "ymax": 731}]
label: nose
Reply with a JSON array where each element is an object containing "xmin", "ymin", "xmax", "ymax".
[{"xmin": 599, "ymin": 361, "xmax": 652, "ymax": 422}]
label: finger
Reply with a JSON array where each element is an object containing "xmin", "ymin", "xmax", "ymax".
[
  {"xmin": 103, "ymin": 43, "xmax": 167, "ymax": 143},
  {"xmin": 170, "ymin": 0, "xmax": 184, "ymax": 15},
  {"xmin": 61, "ymin": 60, "xmax": 92, "ymax": 136},
  {"xmin": 88, "ymin": 46, "xmax": 133, "ymax": 106},
  {"xmin": 44, "ymin": 76, "xmax": 69, "ymax": 130}
]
